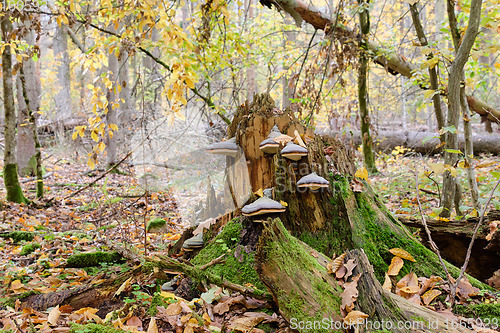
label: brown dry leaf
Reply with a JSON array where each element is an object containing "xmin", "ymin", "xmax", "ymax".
[
  {"xmin": 336, "ymin": 265, "xmax": 347, "ymax": 280},
  {"xmin": 457, "ymin": 278, "xmax": 480, "ymax": 298},
  {"xmin": 340, "ymin": 275, "xmax": 360, "ymax": 309},
  {"xmin": 202, "ymin": 312, "xmax": 211, "ymax": 325},
  {"xmin": 59, "ymin": 304, "xmax": 73, "ymax": 314},
  {"xmin": 10, "ymin": 279, "xmax": 28, "ymax": 292},
  {"xmin": 273, "ymin": 134, "xmax": 294, "ymax": 145},
  {"xmin": 486, "ymin": 220, "xmax": 499, "ymax": 241},
  {"xmin": 487, "ymin": 269, "xmax": 500, "ymax": 289},
  {"xmin": 48, "ymin": 305, "xmax": 61, "ymax": 325},
  {"xmin": 344, "ymin": 259, "xmax": 357, "ymax": 280},
  {"xmin": 166, "ymin": 302, "xmax": 183, "ymax": 316},
  {"xmin": 228, "ymin": 312, "xmax": 267, "ymax": 332},
  {"xmin": 147, "ymin": 317, "xmax": 158, "ymax": 333},
  {"xmin": 382, "ymin": 273, "xmax": 392, "ymax": 291},
  {"xmin": 327, "ymin": 252, "xmax": 346, "ymax": 274},
  {"xmin": 407, "ymin": 293, "xmax": 421, "ymax": 305},
  {"xmin": 421, "ymin": 289, "xmax": 441, "ymax": 306},
  {"xmin": 350, "ymin": 178, "xmax": 364, "ymax": 192},
  {"xmin": 387, "ymin": 256, "xmax": 404, "ymax": 276},
  {"xmin": 126, "ymin": 316, "xmax": 143, "ymax": 330},
  {"xmin": 343, "ymin": 310, "xmax": 369, "ymax": 326},
  {"xmin": 388, "ymin": 248, "xmax": 416, "ymax": 262},
  {"xmin": 73, "ymin": 307, "xmax": 102, "ymax": 324}
]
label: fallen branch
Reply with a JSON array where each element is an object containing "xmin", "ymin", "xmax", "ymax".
[
  {"xmin": 19, "ymin": 172, "xmax": 53, "ymax": 184},
  {"xmin": 148, "ymin": 254, "xmax": 271, "ymax": 300}
]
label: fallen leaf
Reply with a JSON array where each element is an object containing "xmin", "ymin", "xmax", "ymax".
[
  {"xmin": 344, "ymin": 258, "xmax": 357, "ymax": 280},
  {"xmin": 387, "ymin": 256, "xmax": 404, "ymax": 276},
  {"xmin": 421, "ymin": 289, "xmax": 441, "ymax": 305},
  {"xmin": 166, "ymin": 301, "xmax": 182, "ymax": 316},
  {"xmin": 273, "ymin": 134, "xmax": 293, "ymax": 145},
  {"xmin": 115, "ymin": 276, "xmax": 133, "ymax": 297},
  {"xmin": 48, "ymin": 305, "xmax": 61, "ymax": 325},
  {"xmin": 327, "ymin": 252, "xmax": 346, "ymax": 274},
  {"xmin": 343, "ymin": 310, "xmax": 368, "ymax": 326},
  {"xmin": 486, "ymin": 221, "xmax": 499, "ymax": 241},
  {"xmin": 355, "ymin": 167, "xmax": 368, "ymax": 180},
  {"xmin": 194, "ymin": 218, "xmax": 216, "ymax": 235},
  {"xmin": 126, "ymin": 316, "xmax": 143, "ymax": 330},
  {"xmin": 350, "ymin": 178, "xmax": 364, "ymax": 192},
  {"xmin": 147, "ymin": 317, "xmax": 159, "ymax": 333},
  {"xmin": 382, "ymin": 273, "xmax": 392, "ymax": 291},
  {"xmin": 340, "ymin": 275, "xmax": 360, "ymax": 309},
  {"xmin": 389, "ymin": 248, "xmax": 416, "ymax": 262}
]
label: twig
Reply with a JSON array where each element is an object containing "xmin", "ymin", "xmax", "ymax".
[
  {"xmin": 19, "ymin": 172, "xmax": 53, "ymax": 184},
  {"xmin": 414, "ymin": 168, "xmax": 453, "ymax": 290},
  {"xmin": 419, "ymin": 188, "xmax": 438, "ymax": 196},
  {"xmin": 200, "ymin": 253, "xmax": 227, "ymax": 270},
  {"xmin": 450, "ymin": 176, "xmax": 500, "ymax": 306}
]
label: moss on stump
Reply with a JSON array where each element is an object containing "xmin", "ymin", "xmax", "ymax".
[{"xmin": 66, "ymin": 251, "xmax": 123, "ymax": 268}]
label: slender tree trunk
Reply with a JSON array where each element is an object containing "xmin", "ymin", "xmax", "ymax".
[
  {"xmin": 106, "ymin": 53, "xmax": 119, "ymax": 169},
  {"xmin": 282, "ymin": 15, "xmax": 295, "ymax": 109},
  {"xmin": 53, "ymin": 24, "xmax": 73, "ymax": 123},
  {"xmin": 409, "ymin": 3, "xmax": 445, "ymax": 135},
  {"xmin": 246, "ymin": 0, "xmax": 256, "ymax": 101},
  {"xmin": 15, "ymin": 20, "xmax": 38, "ymax": 176},
  {"xmin": 358, "ymin": 0, "xmax": 377, "ymax": 173},
  {"xmin": 20, "ymin": 66, "xmax": 43, "ymax": 198},
  {"xmin": 2, "ymin": 8, "xmax": 28, "ymax": 203},
  {"xmin": 441, "ymin": 0, "xmax": 483, "ymax": 217}
]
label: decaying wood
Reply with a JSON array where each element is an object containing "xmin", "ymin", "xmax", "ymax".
[
  {"xmin": 398, "ymin": 211, "xmax": 500, "ymax": 281},
  {"xmin": 338, "ymin": 130, "xmax": 500, "ymax": 155}
]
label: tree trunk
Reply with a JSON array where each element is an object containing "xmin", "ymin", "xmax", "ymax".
[
  {"xmin": 441, "ymin": 0, "xmax": 483, "ymax": 218},
  {"xmin": 192, "ymin": 94, "xmax": 486, "ymax": 332},
  {"xmin": 106, "ymin": 52, "xmax": 119, "ymax": 169},
  {"xmin": 15, "ymin": 20, "xmax": 38, "ymax": 176},
  {"xmin": 2, "ymin": 8, "xmax": 28, "ymax": 203},
  {"xmin": 53, "ymin": 24, "xmax": 73, "ymax": 123},
  {"xmin": 358, "ymin": 0, "xmax": 377, "ymax": 174}
]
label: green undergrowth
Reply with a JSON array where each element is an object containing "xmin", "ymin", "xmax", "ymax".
[
  {"xmin": 20, "ymin": 242, "xmax": 41, "ymax": 255},
  {"xmin": 0, "ymin": 231, "xmax": 34, "ymax": 243},
  {"xmin": 69, "ymin": 323, "xmax": 128, "ymax": 333},
  {"xmin": 66, "ymin": 251, "xmax": 123, "ymax": 268},
  {"xmin": 191, "ymin": 217, "xmax": 265, "ymax": 290},
  {"xmin": 454, "ymin": 303, "xmax": 500, "ymax": 322},
  {"xmin": 261, "ymin": 219, "xmax": 343, "ymax": 332}
]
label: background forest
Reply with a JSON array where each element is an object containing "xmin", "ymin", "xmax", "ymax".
[{"xmin": 0, "ymin": 0, "xmax": 499, "ymax": 331}]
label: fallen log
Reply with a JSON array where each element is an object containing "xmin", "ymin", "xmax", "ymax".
[
  {"xmin": 398, "ymin": 210, "xmax": 500, "ymax": 282},
  {"xmin": 339, "ymin": 130, "xmax": 500, "ymax": 155}
]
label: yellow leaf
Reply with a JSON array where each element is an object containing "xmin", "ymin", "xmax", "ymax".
[
  {"xmin": 115, "ymin": 277, "xmax": 133, "ymax": 297},
  {"xmin": 147, "ymin": 317, "xmax": 159, "ymax": 333},
  {"xmin": 108, "ymin": 131, "xmax": 114, "ymax": 139},
  {"xmin": 91, "ymin": 131, "xmax": 99, "ymax": 142},
  {"xmin": 383, "ymin": 273, "xmax": 392, "ymax": 291},
  {"xmin": 423, "ymin": 90, "xmax": 435, "ymax": 99},
  {"xmin": 254, "ymin": 188, "xmax": 263, "ymax": 197},
  {"xmin": 355, "ymin": 167, "xmax": 368, "ymax": 180},
  {"xmin": 72, "ymin": 131, "xmax": 78, "ymax": 140},
  {"xmin": 388, "ymin": 248, "xmax": 416, "ymax": 262},
  {"xmin": 109, "ymin": 124, "xmax": 118, "ymax": 131},
  {"xmin": 279, "ymin": 200, "xmax": 288, "ymax": 207},
  {"xmin": 88, "ymin": 158, "xmax": 96, "ymax": 170},
  {"xmin": 387, "ymin": 256, "xmax": 404, "ymax": 276},
  {"xmin": 327, "ymin": 252, "xmax": 346, "ymax": 274},
  {"xmin": 428, "ymin": 162, "xmax": 444, "ymax": 175},
  {"xmin": 98, "ymin": 142, "xmax": 106, "ymax": 153},
  {"xmin": 421, "ymin": 289, "xmax": 441, "ymax": 305}
]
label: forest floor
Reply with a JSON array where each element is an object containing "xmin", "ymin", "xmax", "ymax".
[{"xmin": 0, "ymin": 147, "xmax": 499, "ymax": 332}]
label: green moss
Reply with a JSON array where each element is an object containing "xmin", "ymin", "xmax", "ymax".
[
  {"xmin": 3, "ymin": 164, "xmax": 29, "ymax": 204},
  {"xmin": 69, "ymin": 323, "xmax": 129, "ymax": 333},
  {"xmin": 147, "ymin": 292, "xmax": 177, "ymax": 316},
  {"xmin": 146, "ymin": 218, "xmax": 166, "ymax": 232},
  {"xmin": 20, "ymin": 242, "xmax": 40, "ymax": 255},
  {"xmin": 192, "ymin": 218, "xmax": 264, "ymax": 290},
  {"xmin": 66, "ymin": 251, "xmax": 123, "ymax": 268},
  {"xmin": 260, "ymin": 219, "xmax": 342, "ymax": 332},
  {"xmin": 454, "ymin": 303, "xmax": 500, "ymax": 322},
  {"xmin": 0, "ymin": 231, "xmax": 34, "ymax": 243}
]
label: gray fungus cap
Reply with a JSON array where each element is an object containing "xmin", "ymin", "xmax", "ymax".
[
  {"xmin": 242, "ymin": 196, "xmax": 286, "ymax": 216},
  {"xmin": 297, "ymin": 172, "xmax": 329, "ymax": 190},
  {"xmin": 281, "ymin": 142, "xmax": 308, "ymax": 161},
  {"xmin": 206, "ymin": 137, "xmax": 239, "ymax": 157}
]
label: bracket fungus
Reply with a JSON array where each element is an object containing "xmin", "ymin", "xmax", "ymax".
[
  {"xmin": 281, "ymin": 142, "xmax": 308, "ymax": 161},
  {"xmin": 297, "ymin": 172, "xmax": 329, "ymax": 190},
  {"xmin": 242, "ymin": 196, "xmax": 286, "ymax": 216},
  {"xmin": 183, "ymin": 232, "xmax": 204, "ymax": 251},
  {"xmin": 206, "ymin": 137, "xmax": 239, "ymax": 157},
  {"xmin": 259, "ymin": 125, "xmax": 282, "ymax": 154}
]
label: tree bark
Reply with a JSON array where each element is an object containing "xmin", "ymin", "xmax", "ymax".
[
  {"xmin": 2, "ymin": 7, "xmax": 28, "ymax": 203},
  {"xmin": 15, "ymin": 19, "xmax": 38, "ymax": 176},
  {"xmin": 441, "ymin": 0, "xmax": 483, "ymax": 218},
  {"xmin": 53, "ymin": 24, "xmax": 73, "ymax": 123},
  {"xmin": 358, "ymin": 0, "xmax": 377, "ymax": 174}
]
